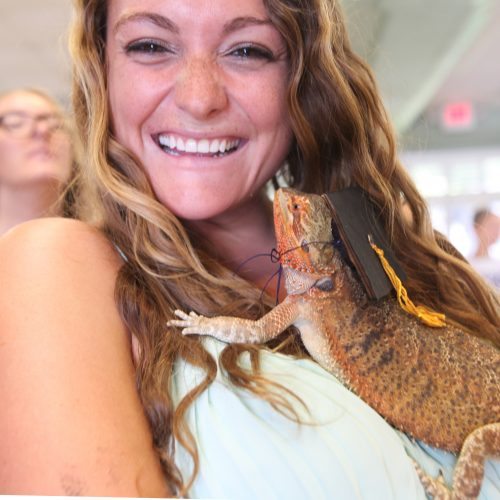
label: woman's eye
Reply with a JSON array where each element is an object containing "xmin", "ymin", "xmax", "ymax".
[
  {"xmin": 125, "ymin": 39, "xmax": 171, "ymax": 56},
  {"xmin": 229, "ymin": 45, "xmax": 275, "ymax": 61}
]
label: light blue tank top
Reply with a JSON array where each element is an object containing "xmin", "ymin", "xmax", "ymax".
[{"xmin": 171, "ymin": 337, "xmax": 499, "ymax": 499}]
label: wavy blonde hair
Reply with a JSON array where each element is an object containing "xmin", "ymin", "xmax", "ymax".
[{"xmin": 70, "ymin": 0, "xmax": 499, "ymax": 495}]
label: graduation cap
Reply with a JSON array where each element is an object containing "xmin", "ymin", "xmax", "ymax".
[{"xmin": 322, "ymin": 187, "xmax": 407, "ymax": 300}]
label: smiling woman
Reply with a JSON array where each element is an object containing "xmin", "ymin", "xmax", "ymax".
[
  {"xmin": 0, "ymin": 0, "xmax": 498, "ymax": 498},
  {"xmin": 106, "ymin": 0, "xmax": 293, "ymax": 222}
]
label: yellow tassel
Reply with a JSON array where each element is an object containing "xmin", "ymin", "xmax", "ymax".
[{"xmin": 368, "ymin": 236, "xmax": 446, "ymax": 328}]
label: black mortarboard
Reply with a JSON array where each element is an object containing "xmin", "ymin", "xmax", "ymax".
[{"xmin": 323, "ymin": 188, "xmax": 406, "ymax": 300}]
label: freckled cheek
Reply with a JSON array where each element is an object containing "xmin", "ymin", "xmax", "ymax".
[
  {"xmin": 108, "ymin": 80, "xmax": 146, "ymax": 151},
  {"xmin": 244, "ymin": 73, "xmax": 290, "ymax": 131},
  {"xmin": 108, "ymin": 65, "xmax": 168, "ymax": 153}
]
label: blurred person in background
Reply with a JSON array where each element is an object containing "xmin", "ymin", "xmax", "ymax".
[
  {"xmin": 470, "ymin": 208, "xmax": 500, "ymax": 287},
  {"xmin": 0, "ymin": 88, "xmax": 78, "ymax": 236}
]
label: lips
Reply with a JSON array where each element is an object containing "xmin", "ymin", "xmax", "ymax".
[
  {"xmin": 28, "ymin": 147, "xmax": 54, "ymax": 159},
  {"xmin": 156, "ymin": 133, "xmax": 241, "ymax": 157}
]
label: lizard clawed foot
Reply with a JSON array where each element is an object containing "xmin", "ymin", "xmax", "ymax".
[
  {"xmin": 167, "ymin": 309, "xmax": 210, "ymax": 336},
  {"xmin": 413, "ymin": 460, "xmax": 451, "ymax": 500}
]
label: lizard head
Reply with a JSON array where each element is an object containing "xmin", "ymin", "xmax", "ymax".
[{"xmin": 273, "ymin": 188, "xmax": 338, "ymax": 274}]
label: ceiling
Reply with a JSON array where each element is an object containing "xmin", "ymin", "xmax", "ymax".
[{"xmin": 1, "ymin": 0, "xmax": 500, "ymax": 152}]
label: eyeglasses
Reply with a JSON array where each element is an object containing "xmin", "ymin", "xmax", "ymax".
[{"xmin": 0, "ymin": 111, "xmax": 66, "ymax": 138}]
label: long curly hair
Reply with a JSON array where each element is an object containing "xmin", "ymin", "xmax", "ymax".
[{"xmin": 69, "ymin": 0, "xmax": 499, "ymax": 495}]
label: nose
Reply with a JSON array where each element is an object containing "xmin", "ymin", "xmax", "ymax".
[
  {"xmin": 31, "ymin": 117, "xmax": 56, "ymax": 139},
  {"xmin": 174, "ymin": 57, "xmax": 228, "ymax": 119}
]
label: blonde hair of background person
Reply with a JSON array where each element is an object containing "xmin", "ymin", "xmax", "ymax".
[
  {"xmin": 0, "ymin": 88, "xmax": 81, "ymax": 235},
  {"xmin": 0, "ymin": 0, "xmax": 499, "ymax": 497}
]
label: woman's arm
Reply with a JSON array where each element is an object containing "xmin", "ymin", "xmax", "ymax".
[{"xmin": 0, "ymin": 218, "xmax": 170, "ymax": 496}]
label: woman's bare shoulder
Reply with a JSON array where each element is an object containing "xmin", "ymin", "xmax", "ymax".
[
  {"xmin": 0, "ymin": 218, "xmax": 169, "ymax": 496},
  {"xmin": 0, "ymin": 217, "xmax": 121, "ymax": 276},
  {"xmin": 0, "ymin": 217, "xmax": 122, "ymax": 345}
]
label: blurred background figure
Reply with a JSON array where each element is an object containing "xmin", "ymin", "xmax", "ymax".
[
  {"xmin": 473, "ymin": 209, "xmax": 500, "ymax": 258},
  {"xmin": 0, "ymin": 88, "xmax": 77, "ymax": 236},
  {"xmin": 469, "ymin": 207, "xmax": 500, "ymax": 287}
]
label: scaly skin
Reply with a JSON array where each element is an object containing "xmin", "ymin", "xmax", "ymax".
[{"xmin": 169, "ymin": 188, "xmax": 500, "ymax": 499}]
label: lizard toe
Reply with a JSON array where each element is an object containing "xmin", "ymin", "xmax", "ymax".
[
  {"xmin": 173, "ymin": 309, "xmax": 190, "ymax": 320},
  {"xmin": 167, "ymin": 319, "xmax": 187, "ymax": 327}
]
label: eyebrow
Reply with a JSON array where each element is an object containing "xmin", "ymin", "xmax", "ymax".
[
  {"xmin": 113, "ymin": 12, "xmax": 179, "ymax": 35},
  {"xmin": 222, "ymin": 16, "xmax": 273, "ymax": 35},
  {"xmin": 113, "ymin": 12, "xmax": 272, "ymax": 36}
]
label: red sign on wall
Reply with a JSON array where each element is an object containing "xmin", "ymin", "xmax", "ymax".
[{"xmin": 441, "ymin": 101, "xmax": 475, "ymax": 131}]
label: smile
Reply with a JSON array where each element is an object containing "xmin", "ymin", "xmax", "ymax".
[{"xmin": 157, "ymin": 134, "xmax": 241, "ymax": 157}]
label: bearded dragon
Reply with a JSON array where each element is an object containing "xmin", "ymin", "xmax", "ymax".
[{"xmin": 168, "ymin": 187, "xmax": 500, "ymax": 499}]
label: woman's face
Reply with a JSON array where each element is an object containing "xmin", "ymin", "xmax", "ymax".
[
  {"xmin": 106, "ymin": 0, "xmax": 293, "ymax": 221},
  {"xmin": 0, "ymin": 91, "xmax": 73, "ymax": 188}
]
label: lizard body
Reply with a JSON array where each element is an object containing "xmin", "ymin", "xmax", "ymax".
[{"xmin": 169, "ymin": 188, "xmax": 500, "ymax": 499}]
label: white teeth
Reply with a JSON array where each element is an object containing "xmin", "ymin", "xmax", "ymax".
[
  {"xmin": 158, "ymin": 135, "xmax": 170, "ymax": 147},
  {"xmin": 158, "ymin": 134, "xmax": 240, "ymax": 155},
  {"xmin": 197, "ymin": 139, "xmax": 210, "ymax": 154},
  {"xmin": 209, "ymin": 139, "xmax": 220, "ymax": 153},
  {"xmin": 185, "ymin": 138, "xmax": 197, "ymax": 153},
  {"xmin": 176, "ymin": 137, "xmax": 185, "ymax": 152}
]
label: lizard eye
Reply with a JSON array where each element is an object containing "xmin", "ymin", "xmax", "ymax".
[
  {"xmin": 292, "ymin": 203, "xmax": 300, "ymax": 210},
  {"xmin": 314, "ymin": 277, "xmax": 334, "ymax": 291},
  {"xmin": 301, "ymin": 239, "xmax": 310, "ymax": 252}
]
